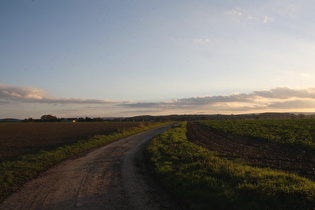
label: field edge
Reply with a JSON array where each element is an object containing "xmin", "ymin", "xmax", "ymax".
[{"xmin": 145, "ymin": 121, "xmax": 315, "ymax": 209}]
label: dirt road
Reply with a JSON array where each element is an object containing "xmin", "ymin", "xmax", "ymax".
[{"xmin": 0, "ymin": 124, "xmax": 181, "ymax": 210}]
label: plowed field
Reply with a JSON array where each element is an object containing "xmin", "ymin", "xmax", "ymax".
[
  {"xmin": 0, "ymin": 122, "xmax": 141, "ymax": 161},
  {"xmin": 186, "ymin": 121, "xmax": 315, "ymax": 181}
]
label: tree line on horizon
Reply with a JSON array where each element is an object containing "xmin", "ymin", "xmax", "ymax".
[{"xmin": 23, "ymin": 115, "xmax": 105, "ymax": 122}]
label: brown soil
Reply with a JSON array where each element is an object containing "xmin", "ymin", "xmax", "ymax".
[
  {"xmin": 0, "ymin": 122, "xmax": 141, "ymax": 161},
  {"xmin": 0, "ymin": 124, "xmax": 183, "ymax": 210},
  {"xmin": 186, "ymin": 121, "xmax": 315, "ymax": 181}
]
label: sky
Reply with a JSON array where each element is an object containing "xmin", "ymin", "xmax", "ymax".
[{"xmin": 1, "ymin": 0, "xmax": 315, "ymax": 119}]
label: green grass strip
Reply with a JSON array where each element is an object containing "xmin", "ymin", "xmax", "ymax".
[
  {"xmin": 0, "ymin": 122, "xmax": 168, "ymax": 202},
  {"xmin": 145, "ymin": 122, "xmax": 315, "ymax": 210}
]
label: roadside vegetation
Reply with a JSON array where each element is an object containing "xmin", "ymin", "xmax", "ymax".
[
  {"xmin": 199, "ymin": 118, "xmax": 315, "ymax": 151},
  {"xmin": 146, "ymin": 122, "xmax": 315, "ymax": 209},
  {"xmin": 0, "ymin": 122, "xmax": 168, "ymax": 202}
]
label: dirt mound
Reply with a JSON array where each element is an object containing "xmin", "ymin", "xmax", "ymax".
[{"xmin": 186, "ymin": 121, "xmax": 315, "ymax": 181}]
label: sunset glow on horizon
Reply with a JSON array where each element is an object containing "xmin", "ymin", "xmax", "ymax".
[{"xmin": 1, "ymin": 1, "xmax": 315, "ymax": 118}]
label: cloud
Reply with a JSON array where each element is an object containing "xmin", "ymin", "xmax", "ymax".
[
  {"xmin": 269, "ymin": 99, "xmax": 315, "ymax": 109},
  {"xmin": 120, "ymin": 87, "xmax": 315, "ymax": 112},
  {"xmin": 0, "ymin": 84, "xmax": 115, "ymax": 104},
  {"xmin": 225, "ymin": 8, "xmax": 275, "ymax": 24},
  {"xmin": 224, "ymin": 8, "xmax": 243, "ymax": 17},
  {"xmin": 3, "ymin": 84, "xmax": 315, "ymax": 117},
  {"xmin": 193, "ymin": 38, "xmax": 211, "ymax": 44},
  {"xmin": 0, "ymin": 84, "xmax": 50, "ymax": 100},
  {"xmin": 120, "ymin": 109, "xmax": 163, "ymax": 114},
  {"xmin": 224, "ymin": 7, "xmax": 253, "ymax": 21},
  {"xmin": 263, "ymin": 15, "xmax": 274, "ymax": 24},
  {"xmin": 250, "ymin": 87, "xmax": 315, "ymax": 99}
]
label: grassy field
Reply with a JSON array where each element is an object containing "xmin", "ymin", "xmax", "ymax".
[
  {"xmin": 0, "ymin": 122, "xmax": 167, "ymax": 202},
  {"xmin": 199, "ymin": 118, "xmax": 315, "ymax": 151},
  {"xmin": 146, "ymin": 122, "xmax": 315, "ymax": 209},
  {"xmin": 0, "ymin": 122, "xmax": 142, "ymax": 162}
]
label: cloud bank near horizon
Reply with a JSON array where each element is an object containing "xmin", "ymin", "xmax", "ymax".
[
  {"xmin": 1, "ymin": 84, "xmax": 315, "ymax": 117},
  {"xmin": 0, "ymin": 84, "xmax": 115, "ymax": 104},
  {"xmin": 120, "ymin": 87, "xmax": 315, "ymax": 112}
]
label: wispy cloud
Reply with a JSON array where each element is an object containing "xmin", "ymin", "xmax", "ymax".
[
  {"xmin": 193, "ymin": 38, "xmax": 211, "ymax": 44},
  {"xmin": 224, "ymin": 8, "xmax": 243, "ymax": 17},
  {"xmin": 120, "ymin": 87, "xmax": 315, "ymax": 112},
  {"xmin": 0, "ymin": 84, "xmax": 115, "ymax": 104},
  {"xmin": 224, "ymin": 7, "xmax": 276, "ymax": 25},
  {"xmin": 224, "ymin": 7, "xmax": 253, "ymax": 21},
  {"xmin": 269, "ymin": 99, "xmax": 315, "ymax": 109},
  {"xmin": 2, "ymin": 84, "xmax": 315, "ymax": 117},
  {"xmin": 251, "ymin": 87, "xmax": 315, "ymax": 99},
  {"xmin": 263, "ymin": 15, "xmax": 274, "ymax": 24}
]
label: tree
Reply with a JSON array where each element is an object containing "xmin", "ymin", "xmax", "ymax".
[
  {"xmin": 23, "ymin": 118, "xmax": 34, "ymax": 122},
  {"xmin": 93, "ymin": 117, "xmax": 103, "ymax": 122},
  {"xmin": 41, "ymin": 114, "xmax": 58, "ymax": 122}
]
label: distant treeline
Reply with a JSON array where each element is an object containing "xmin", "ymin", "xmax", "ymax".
[
  {"xmin": 121, "ymin": 112, "xmax": 312, "ymax": 121},
  {"xmin": 2, "ymin": 112, "xmax": 313, "ymax": 123},
  {"xmin": 23, "ymin": 115, "xmax": 108, "ymax": 122}
]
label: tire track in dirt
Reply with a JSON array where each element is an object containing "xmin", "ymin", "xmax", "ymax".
[
  {"xmin": 0, "ymin": 124, "xmax": 183, "ymax": 210},
  {"xmin": 186, "ymin": 121, "xmax": 315, "ymax": 181}
]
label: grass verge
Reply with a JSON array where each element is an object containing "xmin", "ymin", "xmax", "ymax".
[
  {"xmin": 0, "ymin": 122, "xmax": 168, "ymax": 203},
  {"xmin": 145, "ymin": 122, "xmax": 315, "ymax": 210}
]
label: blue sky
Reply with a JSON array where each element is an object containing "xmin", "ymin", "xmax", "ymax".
[{"xmin": 1, "ymin": 0, "xmax": 315, "ymax": 118}]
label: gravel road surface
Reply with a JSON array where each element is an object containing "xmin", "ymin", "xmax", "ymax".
[{"xmin": 0, "ymin": 124, "xmax": 182, "ymax": 210}]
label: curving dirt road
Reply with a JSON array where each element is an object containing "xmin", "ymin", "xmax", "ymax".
[{"xmin": 0, "ymin": 124, "xmax": 182, "ymax": 210}]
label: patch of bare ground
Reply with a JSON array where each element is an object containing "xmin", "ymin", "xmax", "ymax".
[{"xmin": 186, "ymin": 121, "xmax": 315, "ymax": 181}]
